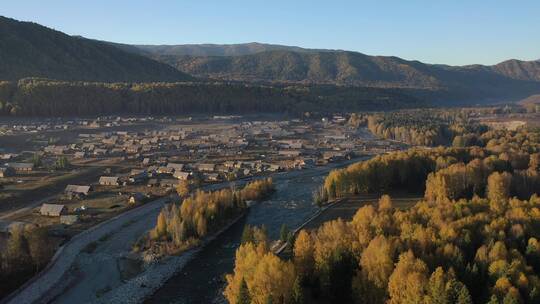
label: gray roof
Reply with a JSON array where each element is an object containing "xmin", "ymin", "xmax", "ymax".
[
  {"xmin": 7, "ymin": 162, "xmax": 34, "ymax": 169},
  {"xmin": 130, "ymin": 169, "xmax": 146, "ymax": 176},
  {"xmin": 166, "ymin": 163, "xmax": 184, "ymax": 171},
  {"xmin": 99, "ymin": 176, "xmax": 119, "ymax": 184},
  {"xmin": 160, "ymin": 179, "xmax": 179, "ymax": 186},
  {"xmin": 65, "ymin": 185, "xmax": 91, "ymax": 195},
  {"xmin": 173, "ymin": 171, "xmax": 190, "ymax": 179},
  {"xmin": 40, "ymin": 204, "xmax": 66, "ymax": 216},
  {"xmin": 198, "ymin": 163, "xmax": 215, "ymax": 171}
]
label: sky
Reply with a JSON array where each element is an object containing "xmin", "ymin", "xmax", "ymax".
[{"xmin": 2, "ymin": 0, "xmax": 539, "ymax": 66}]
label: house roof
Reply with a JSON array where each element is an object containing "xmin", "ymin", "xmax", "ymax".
[
  {"xmin": 130, "ymin": 169, "xmax": 146, "ymax": 176},
  {"xmin": 7, "ymin": 162, "xmax": 34, "ymax": 169},
  {"xmin": 99, "ymin": 176, "xmax": 119, "ymax": 183},
  {"xmin": 166, "ymin": 163, "xmax": 184, "ymax": 171},
  {"xmin": 40, "ymin": 203, "xmax": 66, "ymax": 215},
  {"xmin": 160, "ymin": 179, "xmax": 179, "ymax": 186},
  {"xmin": 198, "ymin": 163, "xmax": 215, "ymax": 170},
  {"xmin": 173, "ymin": 171, "xmax": 190, "ymax": 179},
  {"xmin": 65, "ymin": 185, "xmax": 91, "ymax": 195}
]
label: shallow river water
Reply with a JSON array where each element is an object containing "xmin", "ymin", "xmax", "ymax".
[{"xmin": 146, "ymin": 158, "xmax": 364, "ymax": 304}]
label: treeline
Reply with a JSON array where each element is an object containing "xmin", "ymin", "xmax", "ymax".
[
  {"xmin": 424, "ymin": 129, "xmax": 540, "ymax": 203},
  {"xmin": 225, "ymin": 194, "xmax": 540, "ymax": 303},
  {"xmin": 0, "ymin": 78, "xmax": 423, "ymax": 117},
  {"xmin": 322, "ymin": 149, "xmax": 438, "ymax": 198},
  {"xmin": 138, "ymin": 178, "xmax": 274, "ymax": 255},
  {"xmin": 424, "ymin": 157, "xmax": 540, "ymax": 202},
  {"xmin": 0, "ymin": 226, "xmax": 54, "ymax": 298},
  {"xmin": 366, "ymin": 110, "xmax": 488, "ymax": 146},
  {"xmin": 322, "ymin": 128, "xmax": 540, "ymax": 201}
]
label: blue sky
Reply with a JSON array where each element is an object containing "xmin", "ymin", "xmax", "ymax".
[{"xmin": 2, "ymin": 0, "xmax": 539, "ymax": 65}]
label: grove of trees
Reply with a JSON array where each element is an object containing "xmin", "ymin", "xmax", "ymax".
[
  {"xmin": 137, "ymin": 178, "xmax": 274, "ymax": 255},
  {"xmin": 322, "ymin": 127, "xmax": 540, "ymax": 202},
  {"xmin": 0, "ymin": 225, "xmax": 54, "ymax": 298},
  {"xmin": 366, "ymin": 110, "xmax": 488, "ymax": 146}
]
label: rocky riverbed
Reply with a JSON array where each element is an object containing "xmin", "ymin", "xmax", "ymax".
[{"xmin": 92, "ymin": 213, "xmax": 246, "ymax": 304}]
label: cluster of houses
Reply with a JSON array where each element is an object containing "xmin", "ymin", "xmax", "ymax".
[
  {"xmin": 1, "ymin": 115, "xmax": 403, "ymax": 184},
  {"xmin": 0, "ymin": 115, "xmax": 166, "ymax": 136},
  {"xmin": 34, "ymin": 117, "xmax": 361, "ymax": 164},
  {"xmin": 91, "ymin": 160, "xmax": 280, "ymax": 190},
  {"xmin": 35, "ymin": 182, "xmax": 148, "ymax": 225},
  {"xmin": 1, "ymin": 114, "xmax": 408, "ymax": 228}
]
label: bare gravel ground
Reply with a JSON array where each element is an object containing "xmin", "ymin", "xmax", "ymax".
[
  {"xmin": 2, "ymin": 197, "xmax": 168, "ymax": 304},
  {"xmin": 52, "ymin": 209, "xmax": 160, "ymax": 304}
]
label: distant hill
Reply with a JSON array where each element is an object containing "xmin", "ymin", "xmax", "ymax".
[
  {"xmin": 122, "ymin": 42, "xmax": 323, "ymax": 57},
  {"xmin": 490, "ymin": 59, "xmax": 540, "ymax": 82},
  {"xmin": 0, "ymin": 16, "xmax": 192, "ymax": 82},
  {"xmin": 154, "ymin": 50, "xmax": 441, "ymax": 87},
  {"xmin": 129, "ymin": 48, "xmax": 540, "ymax": 102}
]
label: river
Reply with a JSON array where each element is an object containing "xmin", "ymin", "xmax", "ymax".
[{"xmin": 145, "ymin": 158, "xmax": 366, "ymax": 304}]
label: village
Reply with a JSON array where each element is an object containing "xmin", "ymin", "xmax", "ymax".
[{"xmin": 0, "ymin": 114, "xmax": 405, "ymax": 239}]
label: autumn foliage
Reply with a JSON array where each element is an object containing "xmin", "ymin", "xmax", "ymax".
[
  {"xmin": 323, "ymin": 127, "xmax": 540, "ymax": 202},
  {"xmin": 0, "ymin": 226, "xmax": 54, "ymax": 297},
  {"xmin": 139, "ymin": 178, "xmax": 274, "ymax": 255},
  {"xmin": 226, "ymin": 127, "xmax": 540, "ymax": 303},
  {"xmin": 224, "ymin": 242, "xmax": 296, "ymax": 304}
]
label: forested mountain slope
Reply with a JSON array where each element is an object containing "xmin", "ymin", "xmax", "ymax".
[
  {"xmin": 0, "ymin": 16, "xmax": 192, "ymax": 82},
  {"xmin": 124, "ymin": 44, "xmax": 540, "ymax": 102},
  {"xmin": 148, "ymin": 50, "xmax": 540, "ymax": 93},
  {"xmin": 491, "ymin": 59, "xmax": 540, "ymax": 82}
]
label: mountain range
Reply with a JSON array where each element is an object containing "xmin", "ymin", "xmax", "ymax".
[
  {"xmin": 112, "ymin": 42, "xmax": 540, "ymax": 103},
  {"xmin": 116, "ymin": 42, "xmax": 323, "ymax": 57},
  {"xmin": 120, "ymin": 43, "xmax": 540, "ymax": 99},
  {"xmin": 1, "ymin": 15, "xmax": 540, "ymax": 109}
]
